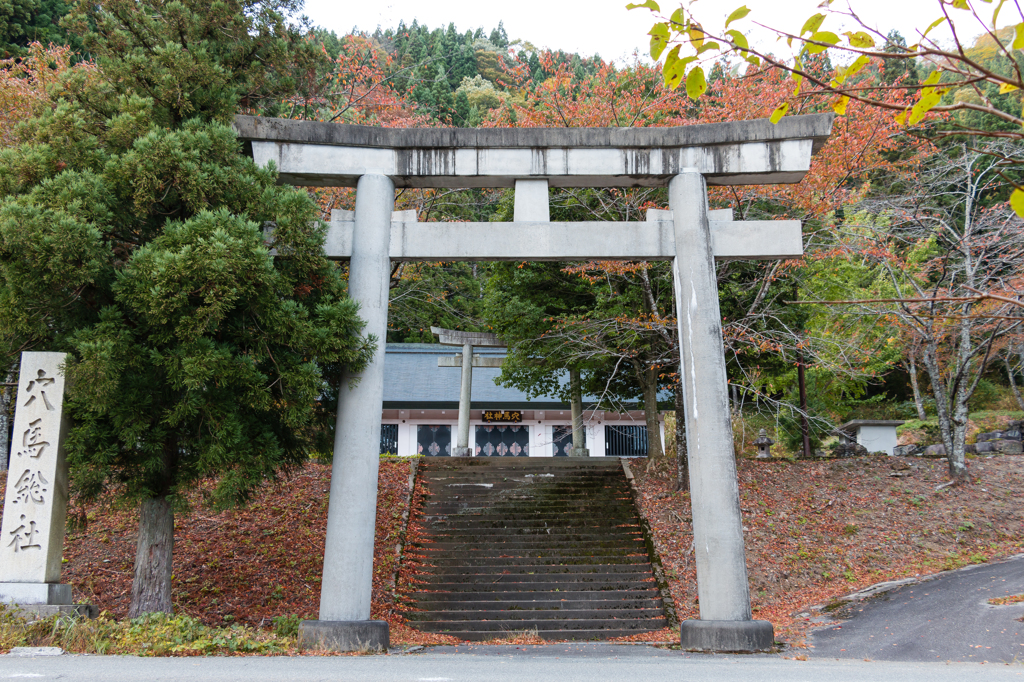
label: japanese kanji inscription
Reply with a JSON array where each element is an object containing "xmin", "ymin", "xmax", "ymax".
[{"xmin": 0, "ymin": 352, "xmax": 71, "ymax": 586}]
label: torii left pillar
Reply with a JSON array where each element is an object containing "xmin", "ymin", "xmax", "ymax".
[{"xmin": 299, "ymin": 174, "xmax": 393, "ymax": 652}]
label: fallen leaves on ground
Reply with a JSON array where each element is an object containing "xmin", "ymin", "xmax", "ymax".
[
  {"xmin": 2, "ymin": 453, "xmax": 1021, "ymax": 651},
  {"xmin": 631, "ymin": 455, "xmax": 1024, "ymax": 645}
]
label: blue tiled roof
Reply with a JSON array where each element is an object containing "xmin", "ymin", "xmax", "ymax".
[
  {"xmin": 382, "ymin": 343, "xmax": 670, "ymax": 409},
  {"xmin": 383, "ymin": 343, "xmax": 570, "ymax": 408}
]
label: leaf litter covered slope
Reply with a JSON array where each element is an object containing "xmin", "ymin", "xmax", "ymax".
[
  {"xmin": 632, "ymin": 455, "xmax": 1024, "ymax": 645},
  {"xmin": 3, "ymin": 455, "xmax": 1021, "ymax": 647},
  {"xmin": 1, "ymin": 459, "xmax": 454, "ymax": 645}
]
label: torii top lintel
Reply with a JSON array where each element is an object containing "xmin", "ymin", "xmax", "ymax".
[
  {"xmin": 233, "ymin": 114, "xmax": 834, "ymax": 189},
  {"xmin": 430, "ymin": 326, "xmax": 505, "ymax": 348}
]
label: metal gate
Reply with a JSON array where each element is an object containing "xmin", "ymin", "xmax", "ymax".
[
  {"xmin": 379, "ymin": 423, "xmax": 398, "ymax": 455},
  {"xmin": 605, "ymin": 425, "xmax": 649, "ymax": 457}
]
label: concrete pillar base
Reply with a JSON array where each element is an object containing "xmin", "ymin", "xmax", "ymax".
[
  {"xmin": 679, "ymin": 619, "xmax": 774, "ymax": 653},
  {"xmin": 451, "ymin": 447, "xmax": 472, "ymax": 458},
  {"xmin": 568, "ymin": 447, "xmax": 590, "ymax": 457},
  {"xmin": 298, "ymin": 620, "xmax": 389, "ymax": 652},
  {"xmin": 0, "ymin": 583, "xmax": 72, "ymax": 605}
]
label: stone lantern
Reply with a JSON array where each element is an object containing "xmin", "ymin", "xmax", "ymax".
[{"xmin": 753, "ymin": 429, "xmax": 774, "ymax": 459}]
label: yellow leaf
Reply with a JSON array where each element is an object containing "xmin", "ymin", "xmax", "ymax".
[
  {"xmin": 800, "ymin": 13, "xmax": 826, "ymax": 36},
  {"xmin": 1011, "ymin": 188, "xmax": 1024, "ymax": 218},
  {"xmin": 626, "ymin": 0, "xmax": 660, "ymax": 11},
  {"xmin": 844, "ymin": 31, "xmax": 875, "ymax": 48},
  {"xmin": 833, "ymin": 95, "xmax": 850, "ymax": 115},
  {"xmin": 999, "ymin": 82, "xmax": 1019, "ymax": 94},
  {"xmin": 923, "ymin": 17, "xmax": 947, "ymax": 37},
  {"xmin": 951, "ymin": 0, "xmax": 969, "ymax": 8},
  {"xmin": 769, "ymin": 102, "xmax": 789, "ymax": 124},
  {"xmin": 1014, "ymin": 23, "xmax": 1024, "ymax": 49},
  {"xmin": 725, "ymin": 5, "xmax": 751, "ymax": 27}
]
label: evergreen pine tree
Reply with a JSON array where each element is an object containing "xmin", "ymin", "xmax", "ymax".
[{"xmin": 0, "ymin": 0, "xmax": 371, "ymax": 616}]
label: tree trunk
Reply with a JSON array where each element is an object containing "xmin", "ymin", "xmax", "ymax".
[
  {"xmin": 907, "ymin": 353, "xmax": 927, "ymax": 422},
  {"xmin": 0, "ymin": 369, "xmax": 15, "ymax": 471},
  {"xmin": 1007, "ymin": 355, "xmax": 1024, "ymax": 412},
  {"xmin": 674, "ymin": 384, "xmax": 688, "ymax": 492},
  {"xmin": 128, "ymin": 495, "xmax": 175, "ymax": 618},
  {"xmin": 641, "ymin": 366, "xmax": 665, "ymax": 461}
]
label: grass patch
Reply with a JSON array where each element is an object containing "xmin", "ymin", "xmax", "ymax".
[{"xmin": 0, "ymin": 608, "xmax": 295, "ymax": 656}]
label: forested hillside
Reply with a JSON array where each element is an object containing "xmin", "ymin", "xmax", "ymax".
[{"xmin": 2, "ymin": 1, "xmax": 1023, "ymax": 477}]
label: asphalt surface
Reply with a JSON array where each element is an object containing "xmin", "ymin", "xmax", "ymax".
[
  {"xmin": 1, "ymin": 651, "xmax": 1023, "ymax": 682},
  {"xmin": 3, "ymin": 557, "xmax": 1024, "ymax": 679},
  {"xmin": 810, "ymin": 554, "xmax": 1024, "ymax": 663}
]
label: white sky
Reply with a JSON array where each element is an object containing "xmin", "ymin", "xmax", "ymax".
[{"xmin": 302, "ymin": 0, "xmax": 968, "ymax": 64}]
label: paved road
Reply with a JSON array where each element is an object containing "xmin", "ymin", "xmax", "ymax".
[
  {"xmin": 810, "ymin": 554, "xmax": 1024, "ymax": 663},
  {"xmin": 1, "ymin": 650, "xmax": 1023, "ymax": 682}
]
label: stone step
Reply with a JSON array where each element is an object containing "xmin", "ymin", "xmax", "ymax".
[
  {"xmin": 403, "ymin": 599, "xmax": 664, "ymax": 612},
  {"xmin": 405, "ymin": 579, "xmax": 655, "ymax": 592},
  {"xmin": 405, "ymin": 590, "xmax": 661, "ymax": 604},
  {"xmin": 420, "ymin": 529, "xmax": 643, "ymax": 541},
  {"xmin": 416, "ymin": 538, "xmax": 645, "ymax": 550},
  {"xmin": 419, "ymin": 555, "xmax": 650, "ymax": 568},
  {"xmin": 419, "ymin": 499, "xmax": 634, "ymax": 509},
  {"xmin": 423, "ymin": 459, "xmax": 624, "ymax": 469},
  {"xmin": 404, "ymin": 608, "xmax": 664, "ymax": 621},
  {"xmin": 411, "ymin": 546, "xmax": 647, "ymax": 559},
  {"xmin": 420, "ymin": 512, "xmax": 639, "ymax": 522},
  {"xmin": 414, "ymin": 564, "xmax": 652, "ymax": 576},
  {"xmin": 415, "ymin": 572, "xmax": 655, "ymax": 585},
  {"xmin": 415, "ymin": 628, "xmax": 664, "ymax": 642},
  {"xmin": 413, "ymin": 618, "xmax": 668, "ymax": 633}
]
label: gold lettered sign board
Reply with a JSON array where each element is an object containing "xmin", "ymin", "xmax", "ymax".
[{"xmin": 482, "ymin": 410, "xmax": 522, "ymax": 423}]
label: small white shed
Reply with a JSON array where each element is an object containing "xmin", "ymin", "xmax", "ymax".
[{"xmin": 840, "ymin": 420, "xmax": 905, "ymax": 456}]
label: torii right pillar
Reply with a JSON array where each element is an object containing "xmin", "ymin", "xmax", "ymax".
[{"xmin": 670, "ymin": 169, "xmax": 774, "ymax": 652}]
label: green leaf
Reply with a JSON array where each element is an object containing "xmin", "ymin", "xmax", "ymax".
[
  {"xmin": 670, "ymin": 7, "xmax": 685, "ymax": 27},
  {"xmin": 663, "ymin": 45, "xmax": 684, "ymax": 87},
  {"xmin": 649, "ymin": 22, "xmax": 670, "ymax": 60},
  {"xmin": 923, "ymin": 17, "xmax": 947, "ymax": 37},
  {"xmin": 626, "ymin": 0, "xmax": 660, "ymax": 11},
  {"xmin": 685, "ymin": 65, "xmax": 707, "ymax": 100},
  {"xmin": 793, "ymin": 71, "xmax": 804, "ymax": 95},
  {"xmin": 1010, "ymin": 188, "xmax": 1024, "ymax": 219},
  {"xmin": 800, "ymin": 13, "xmax": 826, "ymax": 36},
  {"xmin": 726, "ymin": 29, "xmax": 749, "ymax": 52},
  {"xmin": 1014, "ymin": 23, "xmax": 1024, "ymax": 49},
  {"xmin": 811, "ymin": 31, "xmax": 840, "ymax": 45},
  {"xmin": 844, "ymin": 31, "xmax": 875, "ymax": 48},
  {"xmin": 769, "ymin": 102, "xmax": 789, "ymax": 124},
  {"xmin": 992, "ymin": 0, "xmax": 1008, "ymax": 27},
  {"xmin": 696, "ymin": 41, "xmax": 721, "ymax": 55},
  {"xmin": 725, "ymin": 5, "xmax": 751, "ymax": 27},
  {"xmin": 951, "ymin": 0, "xmax": 969, "ymax": 9}
]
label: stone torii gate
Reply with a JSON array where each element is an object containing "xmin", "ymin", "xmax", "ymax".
[
  {"xmin": 234, "ymin": 113, "xmax": 834, "ymax": 653},
  {"xmin": 430, "ymin": 326, "xmax": 504, "ymax": 457}
]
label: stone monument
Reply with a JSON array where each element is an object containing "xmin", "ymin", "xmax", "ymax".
[{"xmin": 0, "ymin": 352, "xmax": 90, "ymax": 617}]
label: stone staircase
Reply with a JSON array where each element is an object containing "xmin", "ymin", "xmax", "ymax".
[{"xmin": 401, "ymin": 457, "xmax": 669, "ymax": 641}]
